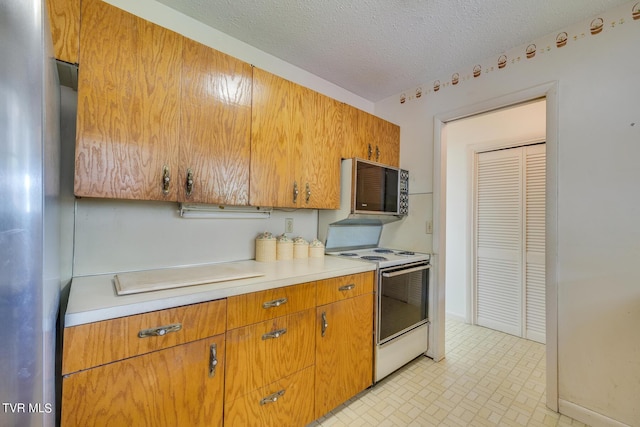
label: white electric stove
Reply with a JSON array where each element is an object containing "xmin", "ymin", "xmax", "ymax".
[{"xmin": 324, "ymin": 224, "xmax": 432, "ymax": 382}]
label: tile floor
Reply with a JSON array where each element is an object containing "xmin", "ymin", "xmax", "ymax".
[{"xmin": 310, "ymin": 318, "xmax": 588, "ymax": 427}]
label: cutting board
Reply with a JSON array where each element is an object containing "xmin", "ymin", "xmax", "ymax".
[{"xmin": 114, "ymin": 263, "xmax": 265, "ymax": 296}]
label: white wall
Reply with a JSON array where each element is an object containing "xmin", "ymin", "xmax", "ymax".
[
  {"xmin": 444, "ymin": 100, "xmax": 546, "ymax": 321},
  {"xmin": 375, "ymin": 2, "xmax": 640, "ymax": 425}
]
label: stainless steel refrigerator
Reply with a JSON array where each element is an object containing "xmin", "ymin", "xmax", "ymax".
[{"xmin": 1, "ymin": 0, "xmax": 61, "ymax": 425}]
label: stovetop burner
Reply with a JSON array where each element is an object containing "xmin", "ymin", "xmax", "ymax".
[
  {"xmin": 396, "ymin": 251, "xmax": 415, "ymax": 256},
  {"xmin": 340, "ymin": 252, "xmax": 358, "ymax": 257},
  {"xmin": 361, "ymin": 255, "xmax": 388, "ymax": 261},
  {"xmin": 373, "ymin": 249, "xmax": 394, "ymax": 254}
]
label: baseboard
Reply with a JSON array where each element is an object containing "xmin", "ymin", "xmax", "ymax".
[
  {"xmin": 445, "ymin": 312, "xmax": 466, "ymax": 323},
  {"xmin": 559, "ymin": 399, "xmax": 630, "ymax": 427}
]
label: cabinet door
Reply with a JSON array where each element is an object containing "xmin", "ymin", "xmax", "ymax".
[
  {"xmin": 251, "ymin": 68, "xmax": 341, "ymax": 209},
  {"xmin": 300, "ymin": 92, "xmax": 341, "ymax": 209},
  {"xmin": 46, "ymin": 0, "xmax": 80, "ymax": 64},
  {"xmin": 61, "ymin": 335, "xmax": 225, "ymax": 427},
  {"xmin": 375, "ymin": 118, "xmax": 400, "ymax": 167},
  {"xmin": 74, "ymin": 0, "xmax": 181, "ymax": 200},
  {"xmin": 180, "ymin": 38, "xmax": 252, "ymax": 204},
  {"xmin": 250, "ymin": 68, "xmax": 301, "ymax": 207},
  {"xmin": 315, "ymin": 293, "xmax": 374, "ymax": 419}
]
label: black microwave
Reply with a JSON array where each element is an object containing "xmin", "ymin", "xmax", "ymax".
[{"xmin": 350, "ymin": 158, "xmax": 409, "ymax": 216}]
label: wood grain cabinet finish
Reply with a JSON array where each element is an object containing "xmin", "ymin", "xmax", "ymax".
[
  {"xmin": 315, "ymin": 281, "xmax": 374, "ymax": 419},
  {"xmin": 74, "ymin": 0, "xmax": 182, "ymax": 201},
  {"xmin": 224, "ymin": 309, "xmax": 315, "ymax": 402},
  {"xmin": 74, "ymin": 0, "xmax": 252, "ymax": 204},
  {"xmin": 62, "ymin": 299, "xmax": 226, "ymax": 375},
  {"xmin": 342, "ymin": 104, "xmax": 400, "ymax": 167},
  {"xmin": 224, "ymin": 366, "xmax": 315, "ymax": 427},
  {"xmin": 179, "ymin": 38, "xmax": 252, "ymax": 205},
  {"xmin": 46, "ymin": 0, "xmax": 80, "ymax": 64},
  {"xmin": 62, "ymin": 335, "xmax": 225, "ymax": 427},
  {"xmin": 251, "ymin": 68, "xmax": 341, "ymax": 209},
  {"xmin": 226, "ymin": 281, "xmax": 316, "ymax": 330},
  {"xmin": 61, "ymin": 300, "xmax": 226, "ymax": 425},
  {"xmin": 316, "ymin": 271, "xmax": 375, "ymax": 306}
]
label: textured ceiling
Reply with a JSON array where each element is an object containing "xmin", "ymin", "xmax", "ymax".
[{"xmin": 155, "ymin": 0, "xmax": 630, "ymax": 101}]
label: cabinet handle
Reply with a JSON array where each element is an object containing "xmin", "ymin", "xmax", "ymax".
[
  {"xmin": 293, "ymin": 181, "xmax": 299, "ymax": 204},
  {"xmin": 305, "ymin": 183, "xmax": 311, "ymax": 204},
  {"xmin": 321, "ymin": 312, "xmax": 328, "ymax": 337},
  {"xmin": 367, "ymin": 144, "xmax": 372, "ymax": 159},
  {"xmin": 138, "ymin": 323, "xmax": 182, "ymax": 338},
  {"xmin": 209, "ymin": 343, "xmax": 218, "ymax": 378},
  {"xmin": 262, "ymin": 328, "xmax": 287, "ymax": 340},
  {"xmin": 376, "ymin": 145, "xmax": 381, "ymax": 161},
  {"xmin": 260, "ymin": 389, "xmax": 285, "ymax": 406},
  {"xmin": 185, "ymin": 168, "xmax": 194, "ymax": 197},
  {"xmin": 161, "ymin": 165, "xmax": 171, "ymax": 195},
  {"xmin": 262, "ymin": 297, "xmax": 288, "ymax": 309},
  {"xmin": 338, "ymin": 283, "xmax": 355, "ymax": 291}
]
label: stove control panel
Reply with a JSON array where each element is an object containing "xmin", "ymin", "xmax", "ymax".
[{"xmin": 399, "ymin": 169, "xmax": 409, "ymax": 216}]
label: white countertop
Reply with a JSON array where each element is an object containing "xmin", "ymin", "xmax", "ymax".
[{"xmin": 65, "ymin": 256, "xmax": 376, "ymax": 327}]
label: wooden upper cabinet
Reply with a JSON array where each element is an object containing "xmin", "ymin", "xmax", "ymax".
[
  {"xmin": 180, "ymin": 38, "xmax": 252, "ymax": 205},
  {"xmin": 342, "ymin": 104, "xmax": 400, "ymax": 167},
  {"xmin": 302, "ymin": 91, "xmax": 341, "ymax": 209},
  {"xmin": 74, "ymin": 0, "xmax": 181, "ymax": 200},
  {"xmin": 46, "ymin": 0, "xmax": 80, "ymax": 64},
  {"xmin": 251, "ymin": 68, "xmax": 301, "ymax": 208},
  {"xmin": 251, "ymin": 68, "xmax": 341, "ymax": 209}
]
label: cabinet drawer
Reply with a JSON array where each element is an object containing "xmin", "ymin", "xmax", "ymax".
[
  {"xmin": 226, "ymin": 281, "xmax": 316, "ymax": 329},
  {"xmin": 316, "ymin": 271, "xmax": 374, "ymax": 306},
  {"xmin": 62, "ymin": 299, "xmax": 226, "ymax": 374},
  {"xmin": 224, "ymin": 366, "xmax": 315, "ymax": 427},
  {"xmin": 225, "ymin": 309, "xmax": 315, "ymax": 402}
]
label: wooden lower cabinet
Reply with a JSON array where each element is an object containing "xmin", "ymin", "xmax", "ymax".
[
  {"xmin": 224, "ymin": 366, "xmax": 315, "ymax": 426},
  {"xmin": 61, "ymin": 335, "xmax": 225, "ymax": 427},
  {"xmin": 315, "ymin": 292, "xmax": 374, "ymax": 418},
  {"xmin": 224, "ymin": 309, "xmax": 315, "ymax": 402}
]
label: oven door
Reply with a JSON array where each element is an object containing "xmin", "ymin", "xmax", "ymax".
[{"xmin": 377, "ymin": 261, "xmax": 430, "ymax": 344}]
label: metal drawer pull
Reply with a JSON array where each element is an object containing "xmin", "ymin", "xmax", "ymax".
[
  {"xmin": 138, "ymin": 323, "xmax": 182, "ymax": 338},
  {"xmin": 262, "ymin": 297, "xmax": 288, "ymax": 309},
  {"xmin": 209, "ymin": 343, "xmax": 218, "ymax": 378},
  {"xmin": 262, "ymin": 328, "xmax": 287, "ymax": 340},
  {"xmin": 260, "ymin": 389, "xmax": 285, "ymax": 406},
  {"xmin": 381, "ymin": 265, "xmax": 430, "ymax": 278},
  {"xmin": 321, "ymin": 312, "xmax": 328, "ymax": 337},
  {"xmin": 338, "ymin": 284, "xmax": 355, "ymax": 291}
]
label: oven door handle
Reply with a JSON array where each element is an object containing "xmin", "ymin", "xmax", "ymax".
[{"xmin": 381, "ymin": 264, "xmax": 430, "ymax": 278}]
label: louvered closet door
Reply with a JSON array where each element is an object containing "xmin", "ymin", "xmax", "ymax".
[
  {"xmin": 475, "ymin": 144, "xmax": 546, "ymax": 343},
  {"xmin": 524, "ymin": 144, "xmax": 546, "ymax": 343},
  {"xmin": 475, "ymin": 149, "xmax": 523, "ymax": 337}
]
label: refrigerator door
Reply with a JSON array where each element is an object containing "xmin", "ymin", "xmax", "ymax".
[{"xmin": 0, "ymin": 0, "xmax": 60, "ymax": 426}]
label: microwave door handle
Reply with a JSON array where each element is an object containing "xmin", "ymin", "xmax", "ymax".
[{"xmin": 381, "ymin": 265, "xmax": 430, "ymax": 278}]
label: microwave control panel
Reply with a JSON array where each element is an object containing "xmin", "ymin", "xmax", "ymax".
[{"xmin": 399, "ymin": 169, "xmax": 409, "ymax": 216}]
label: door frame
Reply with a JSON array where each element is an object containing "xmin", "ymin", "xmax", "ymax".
[{"xmin": 433, "ymin": 81, "xmax": 559, "ymax": 411}]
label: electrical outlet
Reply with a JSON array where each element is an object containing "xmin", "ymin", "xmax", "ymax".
[
  {"xmin": 426, "ymin": 220, "xmax": 433, "ymax": 234},
  {"xmin": 285, "ymin": 218, "xmax": 294, "ymax": 234}
]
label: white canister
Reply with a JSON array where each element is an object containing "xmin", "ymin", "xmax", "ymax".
[
  {"xmin": 255, "ymin": 232, "xmax": 276, "ymax": 262},
  {"xmin": 293, "ymin": 237, "xmax": 309, "ymax": 259},
  {"xmin": 308, "ymin": 238, "xmax": 325, "ymax": 258},
  {"xmin": 276, "ymin": 234, "xmax": 293, "ymax": 260}
]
